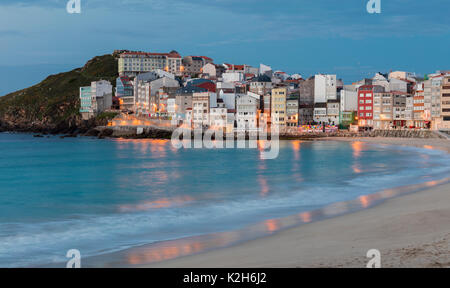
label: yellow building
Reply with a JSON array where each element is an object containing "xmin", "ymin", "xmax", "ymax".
[{"xmin": 271, "ymin": 87, "xmax": 287, "ymax": 128}]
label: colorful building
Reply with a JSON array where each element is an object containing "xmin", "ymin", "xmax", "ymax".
[
  {"xmin": 413, "ymin": 83, "xmax": 429, "ymax": 128},
  {"xmin": 80, "ymin": 86, "xmax": 93, "ymax": 120},
  {"xmin": 271, "ymin": 87, "xmax": 287, "ymax": 128},
  {"xmin": 79, "ymin": 80, "xmax": 113, "ymax": 120},
  {"xmin": 115, "ymin": 76, "xmax": 134, "ymax": 111},
  {"xmin": 357, "ymin": 85, "xmax": 385, "ymax": 128}
]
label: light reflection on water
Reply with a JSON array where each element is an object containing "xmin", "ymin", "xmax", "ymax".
[
  {"xmin": 113, "ymin": 177, "xmax": 448, "ymax": 267},
  {"xmin": 84, "ymin": 139, "xmax": 450, "ymax": 266},
  {"xmin": 1, "ymin": 133, "xmax": 450, "ymax": 268}
]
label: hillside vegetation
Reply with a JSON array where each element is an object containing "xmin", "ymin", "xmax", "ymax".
[{"xmin": 0, "ymin": 54, "xmax": 118, "ymax": 133}]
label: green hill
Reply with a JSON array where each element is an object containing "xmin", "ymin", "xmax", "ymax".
[{"xmin": 0, "ymin": 54, "xmax": 118, "ymax": 133}]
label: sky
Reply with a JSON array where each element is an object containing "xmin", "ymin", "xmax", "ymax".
[{"xmin": 0, "ymin": 0, "xmax": 449, "ymax": 95}]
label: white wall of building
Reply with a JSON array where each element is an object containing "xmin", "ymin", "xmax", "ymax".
[
  {"xmin": 314, "ymin": 74, "xmax": 336, "ymax": 103},
  {"xmin": 340, "ymin": 87, "xmax": 358, "ymax": 112},
  {"xmin": 223, "ymin": 72, "xmax": 244, "ymax": 83},
  {"xmin": 236, "ymin": 94, "xmax": 258, "ymax": 131}
]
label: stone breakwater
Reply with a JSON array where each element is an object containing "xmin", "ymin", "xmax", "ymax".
[
  {"xmin": 356, "ymin": 130, "xmax": 444, "ymax": 139},
  {"xmin": 80, "ymin": 126, "xmax": 446, "ymax": 140}
]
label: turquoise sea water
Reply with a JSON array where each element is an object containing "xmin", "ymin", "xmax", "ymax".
[{"xmin": 0, "ymin": 133, "xmax": 449, "ymax": 267}]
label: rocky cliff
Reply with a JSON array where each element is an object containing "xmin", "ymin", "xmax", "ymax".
[{"xmin": 0, "ymin": 54, "xmax": 118, "ymax": 134}]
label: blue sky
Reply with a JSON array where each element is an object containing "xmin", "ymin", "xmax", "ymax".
[{"xmin": 1, "ymin": 0, "xmax": 449, "ymax": 95}]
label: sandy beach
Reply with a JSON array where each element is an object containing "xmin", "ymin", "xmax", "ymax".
[{"xmin": 144, "ymin": 137, "xmax": 450, "ymax": 268}]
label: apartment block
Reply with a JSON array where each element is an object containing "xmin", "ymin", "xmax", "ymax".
[
  {"xmin": 393, "ymin": 92, "xmax": 408, "ymax": 127},
  {"xmin": 182, "ymin": 56, "xmax": 213, "ymax": 77},
  {"xmin": 192, "ymin": 92, "xmax": 217, "ymax": 128},
  {"xmin": 118, "ymin": 51, "xmax": 182, "ymax": 77},
  {"xmin": 286, "ymin": 94, "xmax": 299, "ymax": 127},
  {"xmin": 373, "ymin": 92, "xmax": 393, "ymax": 129},
  {"xmin": 271, "ymin": 87, "xmax": 287, "ymax": 128},
  {"xmin": 314, "ymin": 74, "xmax": 337, "ymax": 103},
  {"xmin": 437, "ymin": 76, "xmax": 450, "ymax": 129},
  {"xmin": 236, "ymin": 94, "xmax": 259, "ymax": 131},
  {"xmin": 357, "ymin": 85, "xmax": 385, "ymax": 128},
  {"xmin": 79, "ymin": 80, "xmax": 113, "ymax": 120},
  {"xmin": 299, "ymin": 77, "xmax": 315, "ymax": 125}
]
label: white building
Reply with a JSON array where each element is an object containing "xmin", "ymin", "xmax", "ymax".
[
  {"xmin": 313, "ymin": 103, "xmax": 328, "ymax": 124},
  {"xmin": 91, "ymin": 80, "xmax": 113, "ymax": 114},
  {"xmin": 326, "ymin": 100, "xmax": 340, "ymax": 125},
  {"xmin": 134, "ymin": 76, "xmax": 180, "ymax": 116},
  {"xmin": 389, "ymin": 78, "xmax": 408, "ymax": 93},
  {"xmin": 135, "ymin": 80, "xmax": 151, "ymax": 116},
  {"xmin": 314, "ymin": 74, "xmax": 337, "ymax": 103},
  {"xmin": 167, "ymin": 98, "xmax": 176, "ymax": 119},
  {"xmin": 372, "ymin": 73, "xmax": 390, "ymax": 92},
  {"xmin": 259, "ymin": 64, "xmax": 273, "ymax": 77},
  {"xmin": 222, "ymin": 71, "xmax": 245, "ymax": 83},
  {"xmin": 389, "ymin": 71, "xmax": 416, "ymax": 81},
  {"xmin": 80, "ymin": 80, "xmax": 113, "ymax": 120},
  {"xmin": 405, "ymin": 95, "xmax": 414, "ymax": 127},
  {"xmin": 425, "ymin": 73, "xmax": 448, "ymax": 129},
  {"xmin": 340, "ymin": 85, "xmax": 358, "ymax": 112},
  {"xmin": 244, "ymin": 65, "xmax": 259, "ymax": 75},
  {"xmin": 249, "ymin": 74, "xmax": 273, "ymax": 96},
  {"xmin": 236, "ymin": 94, "xmax": 259, "ymax": 131},
  {"xmin": 273, "ymin": 71, "xmax": 290, "ymax": 81},
  {"xmin": 290, "ymin": 74, "xmax": 303, "ymax": 80},
  {"xmin": 218, "ymin": 90, "xmax": 236, "ymax": 110},
  {"xmin": 191, "ymin": 92, "xmax": 217, "ymax": 128},
  {"xmin": 227, "ymin": 110, "xmax": 236, "ymax": 132},
  {"xmin": 210, "ymin": 100, "xmax": 228, "ymax": 132},
  {"xmin": 154, "ymin": 69, "xmax": 176, "ymax": 80}
]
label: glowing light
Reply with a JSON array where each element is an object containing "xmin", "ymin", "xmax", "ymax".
[
  {"xmin": 118, "ymin": 195, "xmax": 194, "ymax": 212},
  {"xmin": 299, "ymin": 212, "xmax": 311, "ymax": 223},
  {"xmin": 359, "ymin": 195, "xmax": 370, "ymax": 208},
  {"xmin": 264, "ymin": 219, "xmax": 279, "ymax": 233},
  {"xmin": 351, "ymin": 141, "xmax": 363, "ymax": 158},
  {"xmin": 258, "ymin": 176, "xmax": 269, "ymax": 197}
]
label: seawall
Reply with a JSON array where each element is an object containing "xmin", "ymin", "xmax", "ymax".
[{"xmin": 86, "ymin": 126, "xmax": 446, "ymax": 140}]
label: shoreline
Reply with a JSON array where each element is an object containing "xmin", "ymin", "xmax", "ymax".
[
  {"xmin": 77, "ymin": 137, "xmax": 450, "ymax": 268},
  {"xmin": 144, "ymin": 137, "xmax": 450, "ymax": 268},
  {"xmin": 3, "ymin": 134, "xmax": 449, "ymax": 267},
  {"xmin": 143, "ymin": 182, "xmax": 450, "ymax": 268}
]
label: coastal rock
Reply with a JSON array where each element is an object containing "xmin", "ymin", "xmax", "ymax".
[
  {"xmin": 84, "ymin": 128, "xmax": 101, "ymax": 137},
  {"xmin": 98, "ymin": 128, "xmax": 114, "ymax": 138}
]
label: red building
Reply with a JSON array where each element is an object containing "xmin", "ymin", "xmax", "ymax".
[{"xmin": 357, "ymin": 85, "xmax": 384, "ymax": 128}]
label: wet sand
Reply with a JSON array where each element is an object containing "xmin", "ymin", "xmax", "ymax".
[{"xmin": 143, "ymin": 138, "xmax": 450, "ymax": 268}]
